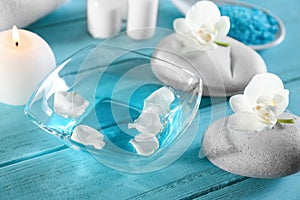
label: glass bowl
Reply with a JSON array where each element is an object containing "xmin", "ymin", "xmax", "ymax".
[{"xmin": 25, "ymin": 30, "xmax": 202, "ymax": 173}]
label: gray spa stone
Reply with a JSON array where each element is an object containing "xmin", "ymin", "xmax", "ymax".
[
  {"xmin": 152, "ymin": 33, "xmax": 267, "ymax": 96},
  {"xmin": 201, "ymin": 113, "xmax": 300, "ymax": 178}
]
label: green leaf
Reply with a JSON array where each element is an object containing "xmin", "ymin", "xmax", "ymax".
[
  {"xmin": 214, "ymin": 41, "xmax": 230, "ymax": 47},
  {"xmin": 277, "ymin": 118, "xmax": 294, "ymax": 124}
]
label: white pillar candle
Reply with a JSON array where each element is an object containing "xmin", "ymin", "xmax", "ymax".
[
  {"xmin": 0, "ymin": 26, "xmax": 56, "ymax": 106},
  {"xmin": 87, "ymin": 0, "xmax": 123, "ymax": 39},
  {"xmin": 127, "ymin": 0, "xmax": 159, "ymax": 40}
]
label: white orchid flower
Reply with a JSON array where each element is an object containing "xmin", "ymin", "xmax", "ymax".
[
  {"xmin": 173, "ymin": 0, "xmax": 230, "ymax": 51},
  {"xmin": 228, "ymin": 73, "xmax": 292, "ymax": 132}
]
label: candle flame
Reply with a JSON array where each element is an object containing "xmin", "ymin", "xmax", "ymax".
[{"xmin": 12, "ymin": 25, "xmax": 20, "ymax": 47}]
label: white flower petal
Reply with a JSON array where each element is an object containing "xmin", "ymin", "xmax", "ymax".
[
  {"xmin": 128, "ymin": 109, "xmax": 163, "ymax": 135},
  {"xmin": 186, "ymin": 1, "xmax": 221, "ymax": 30},
  {"xmin": 130, "ymin": 137, "xmax": 159, "ymax": 156},
  {"xmin": 144, "ymin": 87, "xmax": 175, "ymax": 115},
  {"xmin": 229, "ymin": 94, "xmax": 253, "ymax": 112},
  {"xmin": 215, "ymin": 16, "xmax": 230, "ymax": 39},
  {"xmin": 256, "ymin": 95, "xmax": 274, "ymax": 106},
  {"xmin": 253, "ymin": 104, "xmax": 277, "ymax": 126},
  {"xmin": 244, "ymin": 73, "xmax": 284, "ymax": 100},
  {"xmin": 134, "ymin": 133, "xmax": 156, "ymax": 142},
  {"xmin": 227, "ymin": 112, "xmax": 268, "ymax": 132},
  {"xmin": 54, "ymin": 91, "xmax": 89, "ymax": 118},
  {"xmin": 173, "ymin": 18, "xmax": 191, "ymax": 35},
  {"xmin": 175, "ymin": 33, "xmax": 205, "ymax": 52},
  {"xmin": 71, "ymin": 125, "xmax": 105, "ymax": 150},
  {"xmin": 273, "ymin": 89, "xmax": 289, "ymax": 115}
]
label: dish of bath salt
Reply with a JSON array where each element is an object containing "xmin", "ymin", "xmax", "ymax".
[{"xmin": 171, "ymin": 0, "xmax": 286, "ymax": 50}]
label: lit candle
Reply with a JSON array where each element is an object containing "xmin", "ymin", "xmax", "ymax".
[{"xmin": 0, "ymin": 26, "xmax": 56, "ymax": 106}]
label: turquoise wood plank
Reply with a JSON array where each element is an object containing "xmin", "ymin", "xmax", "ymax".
[
  {"xmin": 0, "ymin": 71, "xmax": 298, "ymax": 199},
  {"xmin": 2, "ymin": 76, "xmax": 299, "ymax": 199},
  {"xmin": 0, "ymin": 0, "xmax": 299, "ymax": 199},
  {"xmin": 195, "ymin": 173, "xmax": 300, "ymax": 200},
  {"xmin": 0, "ymin": 108, "xmax": 240, "ymax": 200},
  {"xmin": 0, "ymin": 147, "xmax": 244, "ymax": 200},
  {"xmin": 0, "ymin": 104, "xmax": 65, "ymax": 166},
  {"xmin": 0, "ymin": 92, "xmax": 298, "ymax": 199}
]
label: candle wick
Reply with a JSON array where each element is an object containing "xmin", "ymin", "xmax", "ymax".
[{"xmin": 15, "ymin": 42, "xmax": 19, "ymax": 47}]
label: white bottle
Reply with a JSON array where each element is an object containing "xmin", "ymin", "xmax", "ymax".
[
  {"xmin": 126, "ymin": 0, "xmax": 159, "ymax": 40},
  {"xmin": 120, "ymin": 0, "xmax": 128, "ymax": 20},
  {"xmin": 87, "ymin": 0, "xmax": 122, "ymax": 39}
]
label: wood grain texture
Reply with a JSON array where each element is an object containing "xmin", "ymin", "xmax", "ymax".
[
  {"xmin": 0, "ymin": 0, "xmax": 299, "ymax": 199},
  {"xmin": 195, "ymin": 173, "xmax": 300, "ymax": 200}
]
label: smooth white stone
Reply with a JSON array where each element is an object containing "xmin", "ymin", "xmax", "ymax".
[
  {"xmin": 0, "ymin": 0, "xmax": 67, "ymax": 31},
  {"xmin": 152, "ymin": 34, "xmax": 267, "ymax": 96},
  {"xmin": 71, "ymin": 125, "xmax": 105, "ymax": 150},
  {"xmin": 201, "ymin": 113, "xmax": 300, "ymax": 178},
  {"xmin": 126, "ymin": 0, "xmax": 159, "ymax": 40},
  {"xmin": 54, "ymin": 91, "xmax": 89, "ymax": 118},
  {"xmin": 130, "ymin": 136, "xmax": 159, "ymax": 156},
  {"xmin": 87, "ymin": 0, "xmax": 122, "ymax": 39}
]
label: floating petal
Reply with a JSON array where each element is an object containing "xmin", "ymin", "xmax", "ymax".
[
  {"xmin": 130, "ymin": 137, "xmax": 159, "ymax": 156},
  {"xmin": 128, "ymin": 109, "xmax": 163, "ymax": 135},
  {"xmin": 54, "ymin": 91, "xmax": 89, "ymax": 118},
  {"xmin": 71, "ymin": 125, "xmax": 105, "ymax": 150},
  {"xmin": 144, "ymin": 86, "xmax": 175, "ymax": 115}
]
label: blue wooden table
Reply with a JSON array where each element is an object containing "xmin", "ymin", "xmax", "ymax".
[{"xmin": 1, "ymin": 0, "xmax": 300, "ymax": 199}]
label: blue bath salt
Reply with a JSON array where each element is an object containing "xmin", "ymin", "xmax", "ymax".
[{"xmin": 219, "ymin": 5, "xmax": 279, "ymax": 45}]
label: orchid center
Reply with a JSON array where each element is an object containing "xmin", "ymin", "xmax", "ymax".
[
  {"xmin": 253, "ymin": 103, "xmax": 277, "ymax": 125},
  {"xmin": 196, "ymin": 26, "xmax": 217, "ymax": 44}
]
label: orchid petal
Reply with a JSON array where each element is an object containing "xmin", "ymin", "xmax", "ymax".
[
  {"xmin": 54, "ymin": 91, "xmax": 89, "ymax": 118},
  {"xmin": 144, "ymin": 87, "xmax": 175, "ymax": 115},
  {"xmin": 244, "ymin": 73, "xmax": 284, "ymax": 100},
  {"xmin": 273, "ymin": 89, "xmax": 289, "ymax": 115},
  {"xmin": 215, "ymin": 16, "xmax": 230, "ymax": 39},
  {"xmin": 71, "ymin": 125, "xmax": 105, "ymax": 150},
  {"xmin": 186, "ymin": 1, "xmax": 221, "ymax": 30},
  {"xmin": 253, "ymin": 104, "xmax": 277, "ymax": 126},
  {"xmin": 173, "ymin": 18, "xmax": 191, "ymax": 35},
  {"xmin": 256, "ymin": 95, "xmax": 274, "ymax": 106},
  {"xmin": 128, "ymin": 109, "xmax": 163, "ymax": 135},
  {"xmin": 227, "ymin": 112, "xmax": 268, "ymax": 132},
  {"xmin": 130, "ymin": 137, "xmax": 159, "ymax": 156},
  {"xmin": 175, "ymin": 33, "xmax": 206, "ymax": 52},
  {"xmin": 229, "ymin": 94, "xmax": 253, "ymax": 112},
  {"xmin": 134, "ymin": 133, "xmax": 156, "ymax": 142}
]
